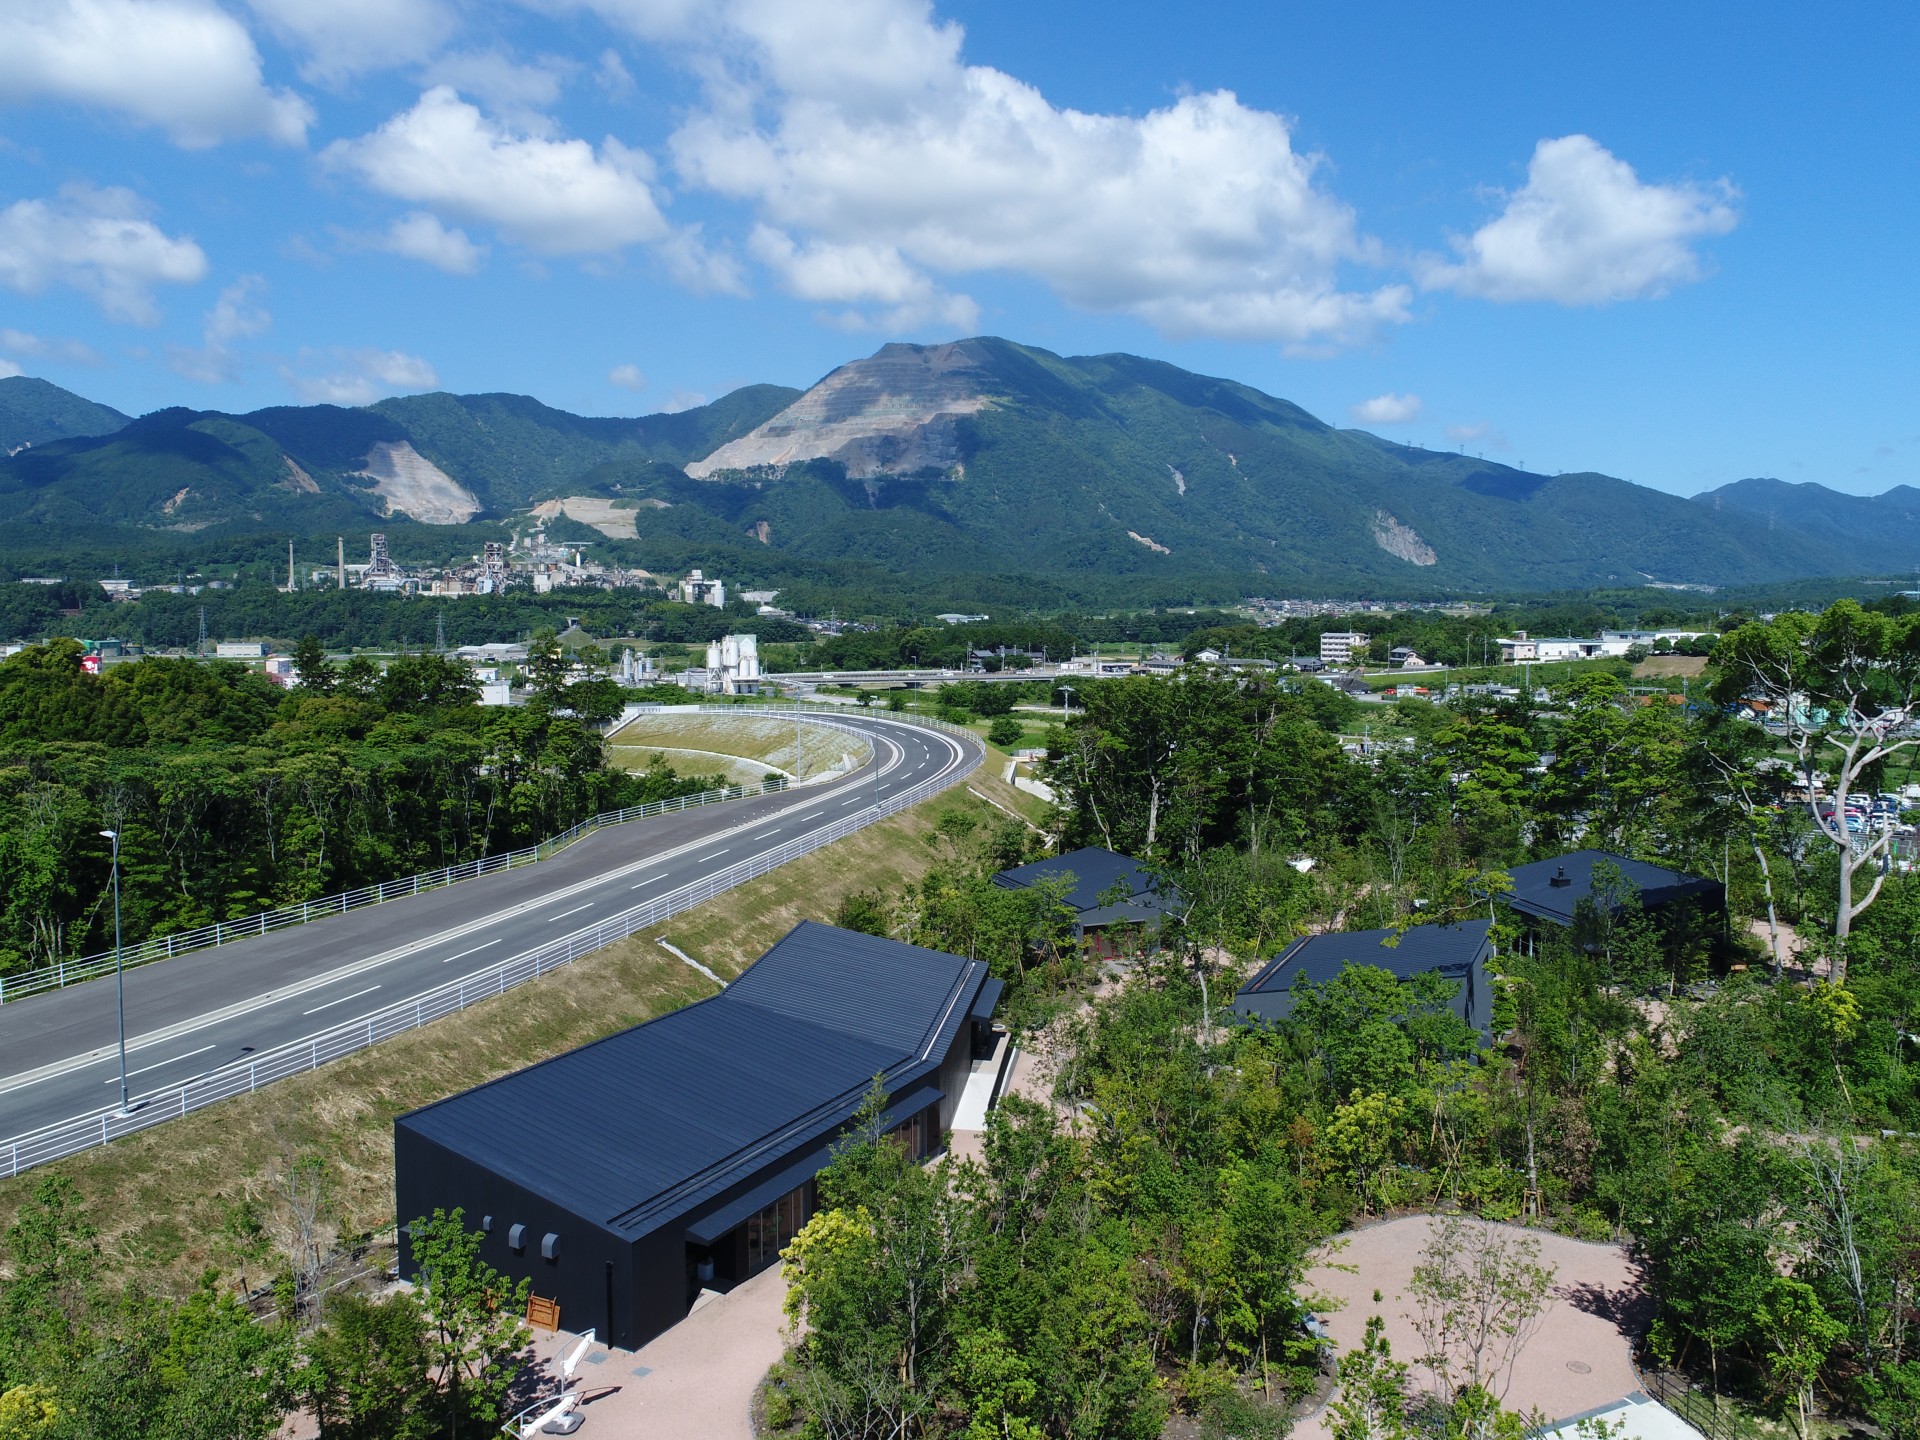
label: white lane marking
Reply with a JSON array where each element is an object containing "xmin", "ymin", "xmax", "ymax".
[
  {"xmin": 440, "ymin": 939, "xmax": 501, "ymax": 964},
  {"xmin": 302, "ymin": 985, "xmax": 381, "ymax": 1016},
  {"xmin": 700, "ymin": 849, "xmax": 729, "ymax": 859},
  {"xmin": 547, "ymin": 903, "xmax": 593, "ymax": 922},
  {"xmin": 628, "ymin": 873, "xmax": 665, "ymax": 890},
  {"xmin": 109, "ymin": 1045, "xmax": 214, "ymax": 1082}
]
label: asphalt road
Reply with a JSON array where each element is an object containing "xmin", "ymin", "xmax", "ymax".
[{"xmin": 0, "ymin": 714, "xmax": 976, "ymax": 1144}]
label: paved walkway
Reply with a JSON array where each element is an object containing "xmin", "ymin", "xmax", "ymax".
[
  {"xmin": 522, "ymin": 1265, "xmax": 790, "ymax": 1440},
  {"xmin": 1295, "ymin": 1214, "xmax": 1649, "ymax": 1436}
]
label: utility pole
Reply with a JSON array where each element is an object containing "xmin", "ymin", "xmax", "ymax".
[{"xmin": 99, "ymin": 830, "xmax": 129, "ymax": 1113}]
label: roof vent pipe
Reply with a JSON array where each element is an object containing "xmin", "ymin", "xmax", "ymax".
[{"xmin": 1548, "ymin": 865, "xmax": 1571, "ymax": 888}]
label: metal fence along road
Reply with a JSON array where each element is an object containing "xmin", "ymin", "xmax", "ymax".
[
  {"xmin": 0, "ymin": 712, "xmax": 982, "ymax": 1178},
  {"xmin": 0, "ymin": 705, "xmax": 887, "ymax": 1004}
]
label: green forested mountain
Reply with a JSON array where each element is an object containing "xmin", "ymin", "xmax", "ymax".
[
  {"xmin": 0, "ymin": 374, "xmax": 130, "ymax": 455},
  {"xmin": 0, "ymin": 344, "xmax": 1907, "ymax": 591},
  {"xmin": 1694, "ymin": 475, "xmax": 1920, "ymax": 563}
]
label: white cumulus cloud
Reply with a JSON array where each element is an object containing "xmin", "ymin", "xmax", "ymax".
[
  {"xmin": 0, "ymin": 184, "xmax": 208, "ymax": 323},
  {"xmin": 1351, "ymin": 392, "xmax": 1422, "ymax": 425},
  {"xmin": 608, "ymin": 363, "xmax": 646, "ymax": 390},
  {"xmin": 0, "ymin": 0, "xmax": 311, "ymax": 147},
  {"xmin": 376, "ymin": 212, "xmax": 487, "ymax": 274},
  {"xmin": 748, "ymin": 226, "xmax": 976, "ymax": 330},
  {"xmin": 287, "ymin": 348, "xmax": 439, "ymax": 405},
  {"xmin": 1422, "ymin": 135, "xmax": 1739, "ymax": 305},
  {"xmin": 422, "ymin": 50, "xmax": 571, "ymax": 130},
  {"xmin": 324, "ymin": 86, "xmax": 670, "ymax": 255},
  {"xmin": 0, "ymin": 358, "xmax": 22, "ymax": 379},
  {"xmin": 570, "ymin": 0, "xmax": 1408, "ymax": 347},
  {"xmin": 247, "ymin": 0, "xmax": 454, "ymax": 84}
]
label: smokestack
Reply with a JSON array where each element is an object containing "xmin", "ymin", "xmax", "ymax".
[
  {"xmin": 287, "ymin": 540, "xmax": 295, "ymax": 592},
  {"xmin": 337, "ymin": 537, "xmax": 345, "ymax": 590}
]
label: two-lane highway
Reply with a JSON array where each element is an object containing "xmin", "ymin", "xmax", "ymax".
[{"xmin": 0, "ymin": 713, "xmax": 978, "ymax": 1146}]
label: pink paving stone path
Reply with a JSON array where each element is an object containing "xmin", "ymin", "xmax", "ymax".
[
  {"xmin": 1295, "ymin": 1214, "xmax": 1648, "ymax": 1437},
  {"xmin": 519, "ymin": 1263, "xmax": 791, "ymax": 1440}
]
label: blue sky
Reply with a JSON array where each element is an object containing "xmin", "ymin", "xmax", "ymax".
[{"xmin": 1, "ymin": 0, "xmax": 1913, "ymax": 497}]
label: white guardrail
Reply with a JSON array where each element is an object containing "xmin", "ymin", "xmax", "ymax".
[
  {"xmin": 0, "ymin": 710, "xmax": 981, "ymax": 1178},
  {"xmin": 0, "ymin": 703, "xmax": 887, "ymax": 1004}
]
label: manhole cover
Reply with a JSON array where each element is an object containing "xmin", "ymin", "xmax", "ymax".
[{"xmin": 1566, "ymin": 1360, "xmax": 1592, "ymax": 1374}]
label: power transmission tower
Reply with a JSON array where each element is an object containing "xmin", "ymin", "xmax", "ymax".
[
  {"xmin": 197, "ymin": 607, "xmax": 208, "ymax": 657},
  {"xmin": 435, "ymin": 612, "xmax": 447, "ymax": 652}
]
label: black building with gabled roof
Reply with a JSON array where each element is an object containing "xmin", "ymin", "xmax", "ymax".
[
  {"xmin": 991, "ymin": 846, "xmax": 1179, "ymax": 951},
  {"xmin": 1501, "ymin": 849, "xmax": 1724, "ymax": 928},
  {"xmin": 1234, "ymin": 918, "xmax": 1495, "ymax": 1038},
  {"xmin": 394, "ymin": 921, "xmax": 999, "ymax": 1351}
]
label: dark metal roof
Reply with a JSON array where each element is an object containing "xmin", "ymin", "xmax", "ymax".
[
  {"xmin": 1501, "ymin": 850, "xmax": 1723, "ymax": 926},
  {"xmin": 990, "ymin": 846, "xmax": 1179, "ymax": 921},
  {"xmin": 397, "ymin": 921, "xmax": 986, "ymax": 1239},
  {"xmin": 1235, "ymin": 919, "xmax": 1494, "ymax": 1034}
]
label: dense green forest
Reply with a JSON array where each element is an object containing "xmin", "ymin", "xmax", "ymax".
[{"xmin": 0, "ymin": 641, "xmax": 717, "ymax": 972}]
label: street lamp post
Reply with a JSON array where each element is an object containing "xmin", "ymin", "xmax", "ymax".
[
  {"xmin": 99, "ymin": 829, "xmax": 129, "ymax": 1113},
  {"xmin": 1060, "ymin": 684, "xmax": 1075, "ymax": 721}
]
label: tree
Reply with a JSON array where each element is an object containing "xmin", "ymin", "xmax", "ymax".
[
  {"xmin": 560, "ymin": 676, "xmax": 625, "ymax": 728},
  {"xmin": 300, "ymin": 1291, "xmax": 433, "ymax": 1440},
  {"xmin": 1752, "ymin": 1277, "xmax": 1844, "ymax": 1436},
  {"xmin": 524, "ymin": 628, "xmax": 569, "ymax": 705},
  {"xmin": 292, "ymin": 635, "xmax": 335, "ymax": 696},
  {"xmin": 1713, "ymin": 601, "xmax": 1920, "ymax": 962},
  {"xmin": 1406, "ymin": 1215, "xmax": 1556, "ymax": 1406},
  {"xmin": 406, "ymin": 1208, "xmax": 530, "ymax": 1439},
  {"xmin": 987, "ymin": 716, "xmax": 1024, "ymax": 749},
  {"xmin": 1328, "ymin": 1316, "xmax": 1412, "ymax": 1440}
]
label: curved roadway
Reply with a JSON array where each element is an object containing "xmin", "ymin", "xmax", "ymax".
[{"xmin": 0, "ymin": 714, "xmax": 977, "ymax": 1146}]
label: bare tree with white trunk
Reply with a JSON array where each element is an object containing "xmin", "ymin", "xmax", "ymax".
[{"xmin": 1713, "ymin": 601, "xmax": 1920, "ymax": 980}]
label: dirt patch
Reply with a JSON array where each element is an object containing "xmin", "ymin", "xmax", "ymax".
[
  {"xmin": 531, "ymin": 496, "xmax": 640, "ymax": 539},
  {"xmin": 353, "ymin": 441, "xmax": 480, "ymax": 524},
  {"xmin": 1632, "ymin": 654, "xmax": 1709, "ymax": 678}
]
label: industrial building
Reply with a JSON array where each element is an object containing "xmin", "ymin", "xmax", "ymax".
[
  {"xmin": 393, "ymin": 922, "xmax": 1001, "ymax": 1351},
  {"xmin": 1234, "ymin": 918, "xmax": 1495, "ymax": 1038}
]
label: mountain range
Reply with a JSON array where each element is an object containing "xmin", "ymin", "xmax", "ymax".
[{"xmin": 1, "ymin": 339, "xmax": 1913, "ymax": 592}]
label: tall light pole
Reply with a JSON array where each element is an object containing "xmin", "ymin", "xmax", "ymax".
[
  {"xmin": 99, "ymin": 829, "xmax": 129, "ymax": 1113},
  {"xmin": 1060, "ymin": 684, "xmax": 1075, "ymax": 721}
]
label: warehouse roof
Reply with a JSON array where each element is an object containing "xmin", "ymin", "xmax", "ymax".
[
  {"xmin": 990, "ymin": 846, "xmax": 1179, "ymax": 926},
  {"xmin": 1501, "ymin": 849, "xmax": 1723, "ymax": 926},
  {"xmin": 397, "ymin": 921, "xmax": 987, "ymax": 1239}
]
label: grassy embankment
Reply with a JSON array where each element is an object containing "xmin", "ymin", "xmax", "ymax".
[
  {"xmin": 0, "ymin": 765, "xmax": 1048, "ymax": 1297},
  {"xmin": 608, "ymin": 711, "xmax": 873, "ymax": 787}
]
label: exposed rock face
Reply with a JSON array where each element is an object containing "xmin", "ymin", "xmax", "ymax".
[
  {"xmin": 1371, "ymin": 509, "xmax": 1438, "ymax": 565},
  {"xmin": 1128, "ymin": 530, "xmax": 1170, "ymax": 554},
  {"xmin": 531, "ymin": 496, "xmax": 637, "ymax": 539},
  {"xmin": 686, "ymin": 340, "xmax": 994, "ymax": 479},
  {"xmin": 354, "ymin": 441, "xmax": 481, "ymax": 524}
]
